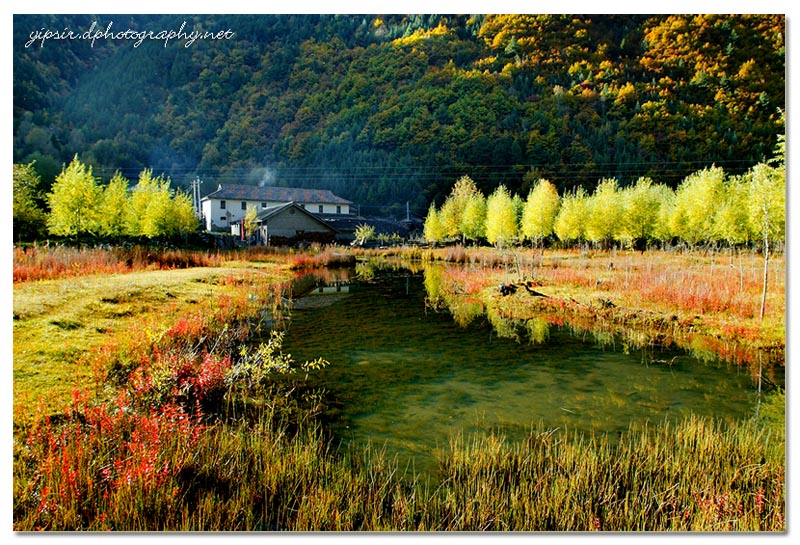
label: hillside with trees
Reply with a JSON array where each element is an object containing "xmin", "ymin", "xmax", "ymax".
[{"xmin": 14, "ymin": 14, "xmax": 785, "ymax": 218}]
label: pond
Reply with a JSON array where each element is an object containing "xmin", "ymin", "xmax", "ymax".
[{"xmin": 280, "ymin": 264, "xmax": 772, "ymax": 477}]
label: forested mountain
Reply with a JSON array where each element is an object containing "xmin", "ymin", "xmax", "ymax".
[{"xmin": 13, "ymin": 14, "xmax": 785, "ymax": 217}]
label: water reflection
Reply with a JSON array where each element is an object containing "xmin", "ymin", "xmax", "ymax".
[
  {"xmin": 423, "ymin": 262, "xmax": 551, "ymax": 346},
  {"xmin": 420, "ymin": 260, "xmax": 782, "ymax": 377},
  {"xmin": 280, "ymin": 263, "xmax": 776, "ymax": 477}
]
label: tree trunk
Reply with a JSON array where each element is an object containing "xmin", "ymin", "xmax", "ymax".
[{"xmin": 760, "ymin": 216, "xmax": 770, "ymax": 322}]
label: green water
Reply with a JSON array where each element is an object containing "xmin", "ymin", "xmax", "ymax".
[{"xmin": 281, "ymin": 267, "xmax": 763, "ymax": 476}]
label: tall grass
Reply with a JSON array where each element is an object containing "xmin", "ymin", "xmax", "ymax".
[
  {"xmin": 432, "ymin": 413, "xmax": 783, "ymax": 531},
  {"xmin": 13, "ymin": 244, "xmax": 227, "ymax": 282},
  {"xmin": 15, "ymin": 396, "xmax": 784, "ymax": 531},
  {"xmin": 13, "ymin": 244, "xmax": 360, "ymax": 283},
  {"xmin": 412, "ymin": 246, "xmax": 784, "ymax": 325},
  {"xmin": 285, "ymin": 245, "xmax": 357, "ymax": 270}
]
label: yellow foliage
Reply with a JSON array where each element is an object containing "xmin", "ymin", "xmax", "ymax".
[{"xmin": 392, "ymin": 23, "xmax": 450, "ymax": 47}]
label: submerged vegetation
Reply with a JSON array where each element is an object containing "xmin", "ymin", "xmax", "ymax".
[{"xmin": 13, "ymin": 244, "xmax": 785, "ymax": 531}]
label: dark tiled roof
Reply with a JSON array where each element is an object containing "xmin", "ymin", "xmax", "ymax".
[
  {"xmin": 255, "ymin": 202, "xmax": 294, "ymax": 221},
  {"xmin": 320, "ymin": 215, "xmax": 412, "ymax": 236},
  {"xmin": 202, "ymin": 184, "xmax": 352, "ymax": 205}
]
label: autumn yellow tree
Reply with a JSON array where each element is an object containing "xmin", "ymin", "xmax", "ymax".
[
  {"xmin": 669, "ymin": 166, "xmax": 726, "ymax": 246},
  {"xmin": 125, "ymin": 169, "xmax": 197, "ymax": 238},
  {"xmin": 460, "ymin": 192, "xmax": 486, "ymax": 242},
  {"xmin": 244, "ymin": 205, "xmax": 260, "ymax": 238},
  {"xmin": 554, "ymin": 187, "xmax": 588, "ymax": 244},
  {"xmin": 519, "ymin": 179, "xmax": 560, "ymax": 246},
  {"xmin": 618, "ymin": 177, "xmax": 672, "ymax": 248},
  {"xmin": 46, "ymin": 155, "xmax": 102, "ymax": 237},
  {"xmin": 712, "ymin": 175, "xmax": 752, "ymax": 247},
  {"xmin": 749, "ymin": 159, "xmax": 785, "ymax": 321},
  {"xmin": 439, "ymin": 175, "xmax": 482, "ymax": 243},
  {"xmin": 170, "ymin": 191, "xmax": 201, "ymax": 238},
  {"xmin": 585, "ymin": 178, "xmax": 621, "ymax": 248},
  {"xmin": 423, "ymin": 203, "xmax": 445, "ymax": 244},
  {"xmin": 484, "ymin": 185, "xmax": 518, "ymax": 248},
  {"xmin": 97, "ymin": 172, "xmax": 130, "ymax": 237},
  {"xmin": 13, "ymin": 162, "xmax": 47, "ymax": 242}
]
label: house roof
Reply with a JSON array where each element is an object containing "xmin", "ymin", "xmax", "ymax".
[
  {"xmin": 319, "ymin": 215, "xmax": 411, "ymax": 236},
  {"xmin": 202, "ymin": 183, "xmax": 352, "ymax": 205},
  {"xmin": 255, "ymin": 202, "xmax": 338, "ymax": 233}
]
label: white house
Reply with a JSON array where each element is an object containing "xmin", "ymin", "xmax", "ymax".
[{"xmin": 200, "ymin": 183, "xmax": 353, "ymax": 231}]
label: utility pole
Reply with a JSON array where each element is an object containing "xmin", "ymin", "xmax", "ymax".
[{"xmin": 191, "ymin": 177, "xmax": 203, "ymax": 219}]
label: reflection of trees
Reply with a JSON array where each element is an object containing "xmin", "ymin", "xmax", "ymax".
[
  {"xmin": 448, "ymin": 297, "xmax": 485, "ymax": 328},
  {"xmin": 423, "ymin": 263, "xmax": 551, "ymax": 342},
  {"xmin": 423, "ymin": 263, "xmax": 444, "ymax": 308},
  {"xmin": 486, "ymin": 305, "xmax": 523, "ymax": 341},
  {"xmin": 355, "ymin": 261, "xmax": 376, "ymax": 282},
  {"xmin": 486, "ymin": 307, "xmax": 552, "ymax": 345},
  {"xmin": 526, "ymin": 318, "xmax": 550, "ymax": 344},
  {"xmin": 357, "ymin": 258, "xmax": 426, "ymax": 281},
  {"xmin": 423, "ymin": 263, "xmax": 484, "ymax": 327}
]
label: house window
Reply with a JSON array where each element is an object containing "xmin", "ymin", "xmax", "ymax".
[
  {"xmin": 220, "ymin": 216, "xmax": 227, "ymax": 221},
  {"xmin": 261, "ymin": 202, "xmax": 267, "ymax": 208},
  {"xmin": 220, "ymin": 200, "xmax": 226, "ymax": 210},
  {"xmin": 318, "ymin": 205, "xmax": 324, "ymax": 213},
  {"xmin": 336, "ymin": 205, "xmax": 341, "ymax": 214},
  {"xmin": 241, "ymin": 201, "xmax": 247, "ymax": 211}
]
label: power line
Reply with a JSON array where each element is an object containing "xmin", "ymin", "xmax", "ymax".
[
  {"xmin": 97, "ymin": 156, "xmax": 764, "ymax": 178},
  {"xmin": 93, "ymin": 157, "xmax": 767, "ymax": 203}
]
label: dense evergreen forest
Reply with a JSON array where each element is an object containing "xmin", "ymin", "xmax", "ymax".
[{"xmin": 14, "ymin": 14, "xmax": 785, "ymax": 217}]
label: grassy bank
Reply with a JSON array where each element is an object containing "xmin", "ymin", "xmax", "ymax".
[
  {"xmin": 390, "ymin": 245, "xmax": 785, "ymax": 369},
  {"xmin": 12, "ymin": 243, "xmax": 354, "ymax": 284},
  {"xmin": 12, "ymin": 245, "xmax": 785, "ymax": 531},
  {"xmin": 13, "ymin": 258, "xmax": 288, "ymax": 424}
]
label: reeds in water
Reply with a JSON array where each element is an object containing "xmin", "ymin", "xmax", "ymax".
[
  {"xmin": 433, "ymin": 413, "xmax": 783, "ymax": 531},
  {"xmin": 16, "ymin": 399, "xmax": 783, "ymax": 531}
]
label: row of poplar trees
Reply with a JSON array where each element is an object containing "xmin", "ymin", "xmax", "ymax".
[
  {"xmin": 423, "ymin": 144, "xmax": 785, "ymax": 253},
  {"xmin": 14, "ymin": 155, "xmax": 199, "ymax": 241}
]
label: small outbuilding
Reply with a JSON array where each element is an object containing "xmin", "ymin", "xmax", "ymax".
[{"xmin": 251, "ymin": 202, "xmax": 337, "ymax": 246}]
